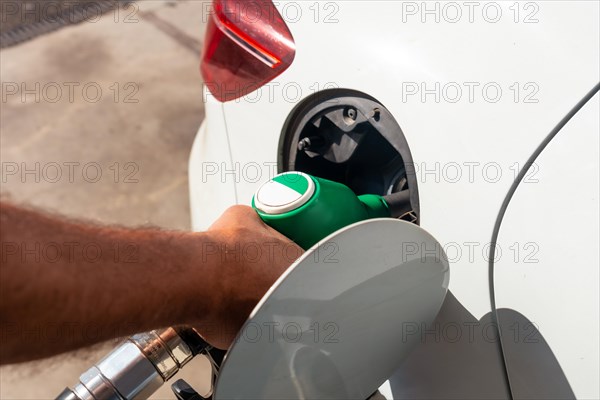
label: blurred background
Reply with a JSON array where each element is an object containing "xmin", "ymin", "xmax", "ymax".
[{"xmin": 1, "ymin": 0, "xmax": 213, "ymax": 397}]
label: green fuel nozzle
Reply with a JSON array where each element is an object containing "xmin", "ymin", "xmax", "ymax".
[{"xmin": 252, "ymin": 172, "xmax": 414, "ymax": 249}]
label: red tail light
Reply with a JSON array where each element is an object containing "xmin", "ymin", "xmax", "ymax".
[{"xmin": 201, "ymin": 0, "xmax": 296, "ymax": 102}]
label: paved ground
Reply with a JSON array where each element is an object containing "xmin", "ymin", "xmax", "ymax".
[
  {"xmin": 0, "ymin": 1, "xmax": 212, "ymax": 397},
  {"xmin": 0, "ymin": 0, "xmax": 111, "ymax": 34}
]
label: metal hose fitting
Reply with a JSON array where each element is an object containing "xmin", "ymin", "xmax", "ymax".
[{"xmin": 56, "ymin": 327, "xmax": 197, "ymax": 400}]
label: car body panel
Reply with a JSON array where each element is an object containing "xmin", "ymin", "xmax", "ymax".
[
  {"xmin": 189, "ymin": 1, "xmax": 600, "ymax": 397},
  {"xmin": 189, "ymin": 98, "xmax": 236, "ymax": 230},
  {"xmin": 493, "ymin": 95, "xmax": 600, "ymax": 399}
]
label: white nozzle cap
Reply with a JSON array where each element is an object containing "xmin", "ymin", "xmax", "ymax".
[{"xmin": 254, "ymin": 172, "xmax": 315, "ymax": 215}]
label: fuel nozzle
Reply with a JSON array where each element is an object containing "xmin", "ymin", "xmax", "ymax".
[
  {"xmin": 382, "ymin": 189, "xmax": 417, "ymax": 222},
  {"xmin": 252, "ymin": 172, "xmax": 415, "ymax": 249}
]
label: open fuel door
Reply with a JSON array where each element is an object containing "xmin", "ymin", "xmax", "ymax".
[{"xmin": 213, "ymin": 218, "xmax": 450, "ymax": 399}]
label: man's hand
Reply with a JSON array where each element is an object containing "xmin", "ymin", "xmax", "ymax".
[
  {"xmin": 0, "ymin": 202, "xmax": 302, "ymax": 364},
  {"xmin": 198, "ymin": 206, "xmax": 303, "ymax": 349}
]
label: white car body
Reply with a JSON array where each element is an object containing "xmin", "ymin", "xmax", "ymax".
[{"xmin": 189, "ymin": 1, "xmax": 599, "ymax": 398}]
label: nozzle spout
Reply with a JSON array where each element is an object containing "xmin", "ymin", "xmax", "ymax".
[{"xmin": 382, "ymin": 190, "xmax": 415, "ymax": 221}]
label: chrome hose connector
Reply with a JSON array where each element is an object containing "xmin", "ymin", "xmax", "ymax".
[{"xmin": 57, "ymin": 327, "xmax": 195, "ymax": 400}]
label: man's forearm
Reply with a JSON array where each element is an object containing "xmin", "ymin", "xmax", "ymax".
[{"xmin": 0, "ymin": 202, "xmax": 218, "ymax": 364}]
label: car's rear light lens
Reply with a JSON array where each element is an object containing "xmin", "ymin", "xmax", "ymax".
[{"xmin": 201, "ymin": 0, "xmax": 296, "ymax": 102}]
